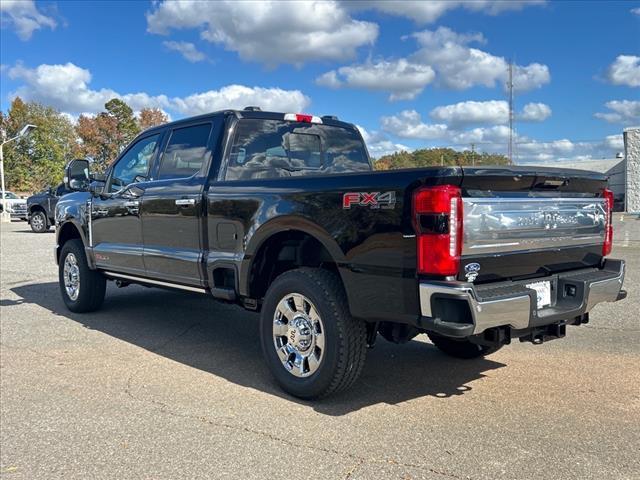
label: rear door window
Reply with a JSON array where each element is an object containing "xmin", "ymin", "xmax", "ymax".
[
  {"xmin": 225, "ymin": 119, "xmax": 370, "ymax": 181},
  {"xmin": 157, "ymin": 124, "xmax": 212, "ymax": 180}
]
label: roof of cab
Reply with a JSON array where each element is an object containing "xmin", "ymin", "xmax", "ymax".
[{"xmin": 140, "ymin": 109, "xmax": 356, "ymax": 136}]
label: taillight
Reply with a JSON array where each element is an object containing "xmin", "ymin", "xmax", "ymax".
[
  {"xmin": 413, "ymin": 185, "xmax": 463, "ymax": 276},
  {"xmin": 603, "ymin": 188, "xmax": 614, "ymax": 256}
]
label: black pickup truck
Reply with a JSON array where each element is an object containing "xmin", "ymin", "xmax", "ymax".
[
  {"xmin": 27, "ymin": 183, "xmax": 72, "ymax": 232},
  {"xmin": 56, "ymin": 108, "xmax": 626, "ymax": 398}
]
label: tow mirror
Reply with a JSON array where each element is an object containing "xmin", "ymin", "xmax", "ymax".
[{"xmin": 64, "ymin": 159, "xmax": 91, "ymax": 191}]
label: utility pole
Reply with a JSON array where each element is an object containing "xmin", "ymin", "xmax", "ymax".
[
  {"xmin": 507, "ymin": 60, "xmax": 514, "ymax": 165},
  {"xmin": 470, "ymin": 143, "xmax": 476, "ymax": 166}
]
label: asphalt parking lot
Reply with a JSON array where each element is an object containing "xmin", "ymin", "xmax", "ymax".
[{"xmin": 1, "ymin": 217, "xmax": 639, "ymax": 480}]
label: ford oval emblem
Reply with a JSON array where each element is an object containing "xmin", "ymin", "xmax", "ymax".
[{"xmin": 465, "ymin": 262, "xmax": 481, "ymax": 273}]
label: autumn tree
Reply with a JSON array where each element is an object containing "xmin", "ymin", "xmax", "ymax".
[
  {"xmin": 0, "ymin": 97, "xmax": 78, "ymax": 192},
  {"xmin": 76, "ymin": 98, "xmax": 142, "ymax": 172},
  {"xmin": 138, "ymin": 108, "xmax": 168, "ymax": 131}
]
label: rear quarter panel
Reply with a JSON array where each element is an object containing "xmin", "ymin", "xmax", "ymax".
[{"xmin": 206, "ymin": 167, "xmax": 462, "ymax": 323}]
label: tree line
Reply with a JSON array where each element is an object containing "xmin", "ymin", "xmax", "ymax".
[
  {"xmin": 373, "ymin": 148, "xmax": 511, "ymax": 170},
  {"xmin": 0, "ymin": 97, "xmax": 168, "ymax": 192}
]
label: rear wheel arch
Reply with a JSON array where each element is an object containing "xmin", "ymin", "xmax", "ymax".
[{"xmin": 244, "ymin": 225, "xmax": 346, "ymax": 302}]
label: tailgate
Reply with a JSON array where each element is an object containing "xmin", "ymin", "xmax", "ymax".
[{"xmin": 458, "ymin": 166, "xmax": 609, "ymax": 283}]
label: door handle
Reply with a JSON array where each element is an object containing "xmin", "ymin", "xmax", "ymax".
[
  {"xmin": 96, "ymin": 209, "xmax": 109, "ymax": 216},
  {"xmin": 124, "ymin": 200, "xmax": 140, "ymax": 208},
  {"xmin": 175, "ymin": 199, "xmax": 195, "ymax": 206}
]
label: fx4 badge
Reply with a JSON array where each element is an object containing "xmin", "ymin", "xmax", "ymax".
[
  {"xmin": 464, "ymin": 262, "xmax": 481, "ymax": 282},
  {"xmin": 343, "ymin": 191, "xmax": 396, "ymax": 209}
]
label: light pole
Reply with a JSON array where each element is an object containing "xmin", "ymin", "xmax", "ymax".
[{"xmin": 1, "ymin": 124, "xmax": 37, "ymax": 223}]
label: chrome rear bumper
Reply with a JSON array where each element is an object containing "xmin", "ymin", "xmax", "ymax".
[{"xmin": 419, "ymin": 259, "xmax": 625, "ymax": 337}]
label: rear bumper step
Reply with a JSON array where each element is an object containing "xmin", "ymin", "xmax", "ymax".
[{"xmin": 418, "ymin": 258, "xmax": 625, "ymax": 338}]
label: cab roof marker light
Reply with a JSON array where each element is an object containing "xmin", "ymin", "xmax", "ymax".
[{"xmin": 284, "ymin": 113, "xmax": 323, "ymax": 124}]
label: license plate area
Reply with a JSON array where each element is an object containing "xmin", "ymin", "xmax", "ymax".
[{"xmin": 526, "ymin": 281, "xmax": 552, "ymax": 309}]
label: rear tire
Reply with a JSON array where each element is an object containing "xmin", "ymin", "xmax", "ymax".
[
  {"xmin": 427, "ymin": 332, "xmax": 502, "ymax": 359},
  {"xmin": 260, "ymin": 268, "xmax": 367, "ymax": 399},
  {"xmin": 59, "ymin": 239, "xmax": 106, "ymax": 313},
  {"xmin": 30, "ymin": 211, "xmax": 49, "ymax": 233}
]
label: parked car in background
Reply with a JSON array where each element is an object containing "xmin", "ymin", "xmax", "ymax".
[
  {"xmin": 0, "ymin": 191, "xmax": 28, "ymax": 221},
  {"xmin": 27, "ymin": 183, "xmax": 71, "ymax": 232}
]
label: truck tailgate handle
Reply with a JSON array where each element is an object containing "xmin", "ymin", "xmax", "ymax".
[{"xmin": 175, "ymin": 198, "xmax": 195, "ymax": 206}]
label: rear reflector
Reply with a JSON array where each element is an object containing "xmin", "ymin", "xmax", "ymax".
[
  {"xmin": 284, "ymin": 113, "xmax": 322, "ymax": 124},
  {"xmin": 413, "ymin": 185, "xmax": 462, "ymax": 276},
  {"xmin": 603, "ymin": 188, "xmax": 614, "ymax": 256}
]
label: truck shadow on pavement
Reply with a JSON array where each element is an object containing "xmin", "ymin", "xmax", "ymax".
[{"xmin": 8, "ymin": 281, "xmax": 506, "ymax": 416}]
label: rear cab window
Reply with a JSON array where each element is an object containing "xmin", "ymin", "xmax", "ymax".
[{"xmin": 224, "ymin": 118, "xmax": 371, "ymax": 181}]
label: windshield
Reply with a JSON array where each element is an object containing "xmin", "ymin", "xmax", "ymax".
[{"xmin": 1, "ymin": 192, "xmax": 19, "ymax": 199}]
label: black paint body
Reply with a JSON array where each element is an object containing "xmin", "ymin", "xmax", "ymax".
[{"xmin": 55, "ymin": 110, "xmax": 610, "ymax": 326}]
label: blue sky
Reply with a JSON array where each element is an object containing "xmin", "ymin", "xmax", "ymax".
[{"xmin": 1, "ymin": 0, "xmax": 638, "ymax": 163}]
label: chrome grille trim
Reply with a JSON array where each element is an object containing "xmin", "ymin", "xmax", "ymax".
[{"xmin": 462, "ymin": 197, "xmax": 606, "ymax": 255}]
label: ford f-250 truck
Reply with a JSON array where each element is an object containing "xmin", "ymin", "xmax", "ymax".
[{"xmin": 56, "ymin": 108, "xmax": 627, "ymax": 399}]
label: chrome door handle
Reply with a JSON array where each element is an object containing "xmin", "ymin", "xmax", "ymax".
[
  {"xmin": 96, "ymin": 209, "xmax": 109, "ymax": 216},
  {"xmin": 124, "ymin": 201, "xmax": 139, "ymax": 208},
  {"xmin": 175, "ymin": 199, "xmax": 195, "ymax": 206}
]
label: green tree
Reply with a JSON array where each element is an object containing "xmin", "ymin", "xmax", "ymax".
[
  {"xmin": 1, "ymin": 97, "xmax": 78, "ymax": 192},
  {"xmin": 374, "ymin": 147, "xmax": 510, "ymax": 170},
  {"xmin": 105, "ymin": 98, "xmax": 140, "ymax": 147}
]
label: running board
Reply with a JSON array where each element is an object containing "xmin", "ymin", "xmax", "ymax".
[{"xmin": 102, "ymin": 271, "xmax": 207, "ymax": 294}]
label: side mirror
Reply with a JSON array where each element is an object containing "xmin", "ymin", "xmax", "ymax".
[{"xmin": 64, "ymin": 159, "xmax": 91, "ymax": 191}]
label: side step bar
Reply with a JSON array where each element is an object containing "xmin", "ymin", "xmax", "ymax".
[{"xmin": 102, "ymin": 272, "xmax": 207, "ymax": 294}]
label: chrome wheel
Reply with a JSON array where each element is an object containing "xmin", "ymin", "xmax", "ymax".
[
  {"xmin": 31, "ymin": 213, "xmax": 44, "ymax": 231},
  {"xmin": 63, "ymin": 253, "xmax": 80, "ymax": 301},
  {"xmin": 272, "ymin": 293, "xmax": 325, "ymax": 378}
]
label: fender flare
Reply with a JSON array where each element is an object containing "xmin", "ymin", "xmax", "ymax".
[{"xmin": 239, "ymin": 216, "xmax": 346, "ymax": 297}]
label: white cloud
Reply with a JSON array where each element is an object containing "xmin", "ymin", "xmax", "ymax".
[
  {"xmin": 163, "ymin": 41, "xmax": 207, "ymax": 63},
  {"xmin": 147, "ymin": 0, "xmax": 377, "ymax": 67},
  {"xmin": 430, "ymin": 100, "xmax": 508, "ymax": 126},
  {"xmin": 631, "ymin": 7, "xmax": 640, "ymax": 15},
  {"xmin": 379, "ymin": 109, "xmax": 622, "ymax": 164},
  {"xmin": 316, "ymin": 59, "xmax": 435, "ymax": 100},
  {"xmin": 605, "ymin": 55, "xmax": 640, "ymax": 87},
  {"xmin": 8, "ymin": 62, "xmax": 170, "ymax": 114},
  {"xmin": 410, "ymin": 27, "xmax": 550, "ymax": 91},
  {"xmin": 349, "ymin": 1, "xmax": 545, "ymax": 24},
  {"xmin": 428, "ymin": 100, "xmax": 550, "ymax": 126},
  {"xmin": 604, "ymin": 134, "xmax": 624, "ymax": 151},
  {"xmin": 7, "ymin": 62, "xmax": 310, "ymax": 117},
  {"xmin": 356, "ymin": 125, "xmax": 410, "ymax": 158},
  {"xmin": 381, "ymin": 110, "xmax": 449, "ymax": 140},
  {"xmin": 519, "ymin": 102, "xmax": 552, "ymax": 121},
  {"xmin": 171, "ymin": 85, "xmax": 309, "ymax": 115},
  {"xmin": 0, "ymin": 0, "xmax": 56, "ymax": 40},
  {"xmin": 594, "ymin": 100, "xmax": 640, "ymax": 124}
]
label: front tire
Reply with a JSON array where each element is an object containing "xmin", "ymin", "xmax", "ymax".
[
  {"xmin": 260, "ymin": 268, "xmax": 367, "ymax": 399},
  {"xmin": 30, "ymin": 211, "xmax": 49, "ymax": 233},
  {"xmin": 59, "ymin": 239, "xmax": 106, "ymax": 313},
  {"xmin": 427, "ymin": 332, "xmax": 502, "ymax": 359}
]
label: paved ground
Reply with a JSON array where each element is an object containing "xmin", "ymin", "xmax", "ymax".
[{"xmin": 1, "ymin": 218, "xmax": 639, "ymax": 480}]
